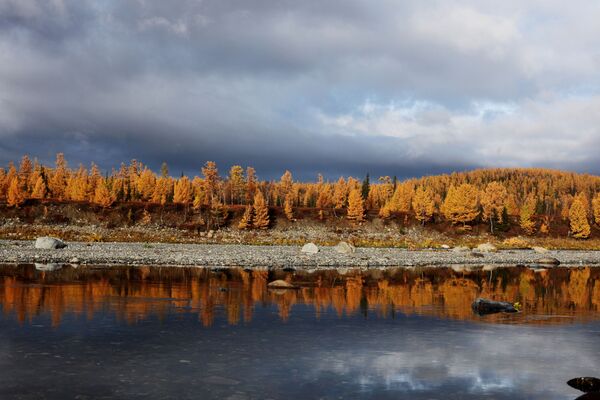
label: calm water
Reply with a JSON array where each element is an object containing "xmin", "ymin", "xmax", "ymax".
[{"xmin": 1, "ymin": 264, "xmax": 599, "ymax": 399}]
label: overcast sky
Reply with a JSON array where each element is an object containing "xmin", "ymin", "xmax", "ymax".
[{"xmin": 1, "ymin": 0, "xmax": 600, "ymax": 179}]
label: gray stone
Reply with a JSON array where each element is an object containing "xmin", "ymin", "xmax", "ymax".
[
  {"xmin": 476, "ymin": 243, "xmax": 497, "ymax": 253},
  {"xmin": 34, "ymin": 237, "xmax": 67, "ymax": 250},
  {"xmin": 301, "ymin": 243, "xmax": 319, "ymax": 254},
  {"xmin": 34, "ymin": 263, "xmax": 62, "ymax": 271},
  {"xmin": 472, "ymin": 298, "xmax": 518, "ymax": 315},
  {"xmin": 334, "ymin": 241, "xmax": 355, "ymax": 254}
]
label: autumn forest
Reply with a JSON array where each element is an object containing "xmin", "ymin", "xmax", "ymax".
[{"xmin": 3, "ymin": 153, "xmax": 600, "ymax": 239}]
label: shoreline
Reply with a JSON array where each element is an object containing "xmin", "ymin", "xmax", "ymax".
[{"xmin": 3, "ymin": 240, "xmax": 600, "ymax": 268}]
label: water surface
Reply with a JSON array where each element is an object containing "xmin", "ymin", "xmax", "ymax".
[{"xmin": 1, "ymin": 264, "xmax": 599, "ymax": 399}]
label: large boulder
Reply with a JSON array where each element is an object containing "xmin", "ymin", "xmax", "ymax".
[
  {"xmin": 35, "ymin": 237, "xmax": 67, "ymax": 250},
  {"xmin": 334, "ymin": 241, "xmax": 355, "ymax": 254},
  {"xmin": 568, "ymin": 377, "xmax": 600, "ymax": 393},
  {"xmin": 471, "ymin": 298, "xmax": 518, "ymax": 315},
  {"xmin": 475, "ymin": 243, "xmax": 497, "ymax": 253},
  {"xmin": 301, "ymin": 243, "xmax": 319, "ymax": 254}
]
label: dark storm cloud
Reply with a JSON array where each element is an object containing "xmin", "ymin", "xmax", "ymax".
[{"xmin": 0, "ymin": 0, "xmax": 600, "ymax": 178}]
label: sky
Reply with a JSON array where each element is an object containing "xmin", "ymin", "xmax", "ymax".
[{"xmin": 1, "ymin": 0, "xmax": 600, "ymax": 180}]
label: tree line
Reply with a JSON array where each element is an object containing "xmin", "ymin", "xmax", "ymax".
[{"xmin": 2, "ymin": 154, "xmax": 600, "ymax": 238}]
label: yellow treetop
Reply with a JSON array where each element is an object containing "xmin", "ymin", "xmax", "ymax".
[
  {"xmin": 480, "ymin": 181, "xmax": 508, "ymax": 233},
  {"xmin": 284, "ymin": 193, "xmax": 294, "ymax": 221},
  {"xmin": 441, "ymin": 183, "xmax": 479, "ymax": 226},
  {"xmin": 93, "ymin": 183, "xmax": 114, "ymax": 208},
  {"xmin": 412, "ymin": 186, "xmax": 435, "ymax": 225}
]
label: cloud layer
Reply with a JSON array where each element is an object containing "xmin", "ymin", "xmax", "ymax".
[{"xmin": 1, "ymin": 0, "xmax": 600, "ymax": 178}]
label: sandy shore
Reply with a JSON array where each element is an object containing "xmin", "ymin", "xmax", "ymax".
[{"xmin": 2, "ymin": 239, "xmax": 600, "ymax": 268}]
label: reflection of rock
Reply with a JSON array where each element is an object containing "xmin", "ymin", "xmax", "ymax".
[
  {"xmin": 267, "ymin": 280, "xmax": 297, "ymax": 289},
  {"xmin": 471, "ymin": 298, "xmax": 517, "ymax": 315},
  {"xmin": 301, "ymin": 243, "xmax": 319, "ymax": 254},
  {"xmin": 34, "ymin": 263, "xmax": 63, "ymax": 271},
  {"xmin": 34, "ymin": 237, "xmax": 67, "ymax": 249},
  {"xmin": 568, "ymin": 377, "xmax": 600, "ymax": 393}
]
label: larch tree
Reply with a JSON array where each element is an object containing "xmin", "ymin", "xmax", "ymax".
[
  {"xmin": 388, "ymin": 183, "xmax": 413, "ymax": 213},
  {"xmin": 519, "ymin": 194, "xmax": 537, "ymax": 235},
  {"xmin": 173, "ymin": 176, "xmax": 192, "ymax": 204},
  {"xmin": 31, "ymin": 175, "xmax": 48, "ymax": 199},
  {"xmin": 202, "ymin": 161, "xmax": 220, "ymax": 204},
  {"xmin": 347, "ymin": 188, "xmax": 365, "ymax": 222},
  {"xmin": 412, "ymin": 186, "xmax": 435, "ymax": 225},
  {"xmin": 18, "ymin": 155, "xmax": 32, "ymax": 191},
  {"xmin": 569, "ymin": 194, "xmax": 591, "ymax": 239},
  {"xmin": 252, "ymin": 191, "xmax": 270, "ymax": 229},
  {"xmin": 441, "ymin": 184, "xmax": 479, "ymax": 226},
  {"xmin": 93, "ymin": 182, "xmax": 114, "ymax": 208},
  {"xmin": 49, "ymin": 153, "xmax": 68, "ymax": 200},
  {"xmin": 480, "ymin": 181, "xmax": 508, "ymax": 233},
  {"xmin": 592, "ymin": 193, "xmax": 600, "ymax": 225},
  {"xmin": 332, "ymin": 177, "xmax": 347, "ymax": 209},
  {"xmin": 245, "ymin": 167, "xmax": 257, "ymax": 204},
  {"xmin": 7, "ymin": 177, "xmax": 24, "ymax": 207},
  {"xmin": 238, "ymin": 205, "xmax": 253, "ymax": 229},
  {"xmin": 228, "ymin": 166, "xmax": 245, "ymax": 204},
  {"xmin": 284, "ymin": 193, "xmax": 294, "ymax": 221}
]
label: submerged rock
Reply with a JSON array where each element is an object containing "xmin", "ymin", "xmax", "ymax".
[
  {"xmin": 334, "ymin": 241, "xmax": 355, "ymax": 254},
  {"xmin": 471, "ymin": 298, "xmax": 518, "ymax": 315},
  {"xmin": 35, "ymin": 237, "xmax": 67, "ymax": 250},
  {"xmin": 536, "ymin": 257, "xmax": 560, "ymax": 265},
  {"xmin": 568, "ymin": 377, "xmax": 600, "ymax": 393},
  {"xmin": 576, "ymin": 393, "xmax": 600, "ymax": 400},
  {"xmin": 267, "ymin": 280, "xmax": 297, "ymax": 289},
  {"xmin": 301, "ymin": 243, "xmax": 319, "ymax": 254}
]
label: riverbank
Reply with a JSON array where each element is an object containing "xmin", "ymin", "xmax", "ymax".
[{"xmin": 3, "ymin": 240, "xmax": 600, "ymax": 268}]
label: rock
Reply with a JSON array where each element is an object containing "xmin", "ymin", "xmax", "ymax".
[
  {"xmin": 207, "ymin": 230, "xmax": 214, "ymax": 239},
  {"xmin": 532, "ymin": 246, "xmax": 549, "ymax": 254},
  {"xmin": 575, "ymin": 393, "xmax": 600, "ymax": 400},
  {"xmin": 452, "ymin": 246, "xmax": 470, "ymax": 253},
  {"xmin": 334, "ymin": 241, "xmax": 355, "ymax": 254},
  {"xmin": 536, "ymin": 257, "xmax": 560, "ymax": 265},
  {"xmin": 34, "ymin": 237, "xmax": 67, "ymax": 249},
  {"xmin": 469, "ymin": 252, "xmax": 485, "ymax": 258},
  {"xmin": 301, "ymin": 243, "xmax": 319, "ymax": 254},
  {"xmin": 69, "ymin": 257, "xmax": 80, "ymax": 264},
  {"xmin": 267, "ymin": 280, "xmax": 297, "ymax": 289},
  {"xmin": 441, "ymin": 244, "xmax": 451, "ymax": 249},
  {"xmin": 568, "ymin": 377, "xmax": 600, "ymax": 393},
  {"xmin": 471, "ymin": 298, "xmax": 518, "ymax": 315},
  {"xmin": 475, "ymin": 243, "xmax": 497, "ymax": 253}
]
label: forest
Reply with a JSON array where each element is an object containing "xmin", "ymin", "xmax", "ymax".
[{"xmin": 2, "ymin": 153, "xmax": 600, "ymax": 239}]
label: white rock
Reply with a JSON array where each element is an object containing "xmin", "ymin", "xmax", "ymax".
[
  {"xmin": 301, "ymin": 243, "xmax": 319, "ymax": 254},
  {"xmin": 476, "ymin": 243, "xmax": 497, "ymax": 253},
  {"xmin": 441, "ymin": 244, "xmax": 451, "ymax": 249},
  {"xmin": 34, "ymin": 263, "xmax": 62, "ymax": 271},
  {"xmin": 334, "ymin": 241, "xmax": 355, "ymax": 254},
  {"xmin": 34, "ymin": 237, "xmax": 67, "ymax": 249},
  {"xmin": 532, "ymin": 246, "xmax": 549, "ymax": 254},
  {"xmin": 452, "ymin": 246, "xmax": 470, "ymax": 253}
]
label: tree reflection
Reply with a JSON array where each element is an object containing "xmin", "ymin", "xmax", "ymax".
[{"xmin": 1, "ymin": 264, "xmax": 600, "ymax": 327}]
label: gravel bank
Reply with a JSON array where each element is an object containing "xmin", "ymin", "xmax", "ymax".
[{"xmin": 2, "ymin": 240, "xmax": 600, "ymax": 268}]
